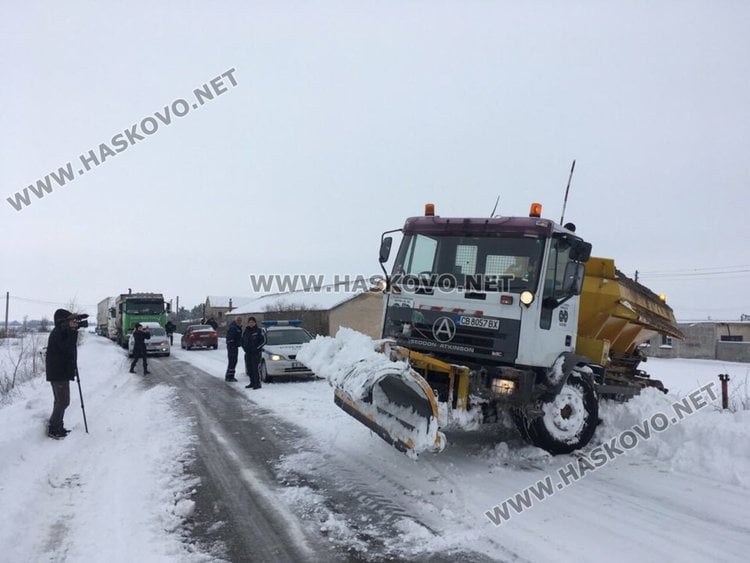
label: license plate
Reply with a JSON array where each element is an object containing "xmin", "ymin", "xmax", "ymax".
[
  {"xmin": 458, "ymin": 316, "xmax": 499, "ymax": 330},
  {"xmin": 292, "ymin": 361, "xmax": 304, "ymax": 369}
]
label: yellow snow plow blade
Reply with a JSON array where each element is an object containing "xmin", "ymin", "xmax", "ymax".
[{"xmin": 333, "ymin": 359, "xmax": 445, "ymax": 456}]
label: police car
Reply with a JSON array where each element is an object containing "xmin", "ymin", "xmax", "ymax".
[{"xmin": 259, "ymin": 320, "xmax": 315, "ymax": 382}]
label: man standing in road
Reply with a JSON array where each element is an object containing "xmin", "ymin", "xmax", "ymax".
[
  {"xmin": 45, "ymin": 308, "xmax": 79, "ymax": 439},
  {"xmin": 241, "ymin": 317, "xmax": 266, "ymax": 389},
  {"xmin": 129, "ymin": 323, "xmax": 151, "ymax": 375},
  {"xmin": 165, "ymin": 320, "xmax": 176, "ymax": 345},
  {"xmin": 225, "ymin": 317, "xmax": 243, "ymax": 382}
]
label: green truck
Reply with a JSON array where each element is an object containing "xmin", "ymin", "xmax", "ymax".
[{"xmin": 113, "ymin": 292, "xmax": 169, "ymax": 347}]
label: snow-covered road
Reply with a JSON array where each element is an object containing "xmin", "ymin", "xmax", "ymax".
[
  {"xmin": 1, "ymin": 333, "xmax": 749, "ymax": 562},
  {"xmin": 170, "ymin": 337, "xmax": 750, "ymax": 562}
]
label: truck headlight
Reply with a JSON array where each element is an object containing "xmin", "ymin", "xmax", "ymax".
[
  {"xmin": 520, "ymin": 291, "xmax": 534, "ymax": 306},
  {"xmin": 492, "ymin": 378, "xmax": 516, "ymax": 395}
]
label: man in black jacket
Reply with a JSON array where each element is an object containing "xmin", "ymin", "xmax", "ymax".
[
  {"xmin": 165, "ymin": 320, "xmax": 176, "ymax": 345},
  {"xmin": 129, "ymin": 323, "xmax": 151, "ymax": 375},
  {"xmin": 46, "ymin": 308, "xmax": 79, "ymax": 439},
  {"xmin": 241, "ymin": 317, "xmax": 266, "ymax": 389},
  {"xmin": 225, "ymin": 317, "xmax": 243, "ymax": 382}
]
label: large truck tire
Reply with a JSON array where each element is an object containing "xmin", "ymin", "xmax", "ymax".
[{"xmin": 517, "ymin": 373, "xmax": 598, "ymax": 455}]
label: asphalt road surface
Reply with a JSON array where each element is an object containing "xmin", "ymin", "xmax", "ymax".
[{"xmin": 144, "ymin": 358, "xmax": 497, "ymax": 563}]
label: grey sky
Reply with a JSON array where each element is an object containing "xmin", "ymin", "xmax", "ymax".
[{"xmin": 2, "ymin": 1, "xmax": 748, "ymax": 321}]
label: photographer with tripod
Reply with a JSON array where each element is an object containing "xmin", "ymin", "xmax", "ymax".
[{"xmin": 46, "ymin": 308, "xmax": 88, "ymax": 439}]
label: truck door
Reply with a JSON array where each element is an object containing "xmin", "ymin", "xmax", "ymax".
[{"xmin": 518, "ymin": 236, "xmax": 581, "ymax": 367}]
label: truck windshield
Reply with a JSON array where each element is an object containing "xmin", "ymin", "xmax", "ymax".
[
  {"xmin": 125, "ymin": 301, "xmax": 164, "ymax": 314},
  {"xmin": 392, "ymin": 234, "xmax": 545, "ymax": 292}
]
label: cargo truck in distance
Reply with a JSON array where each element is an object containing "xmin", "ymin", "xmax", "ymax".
[
  {"xmin": 331, "ymin": 203, "xmax": 683, "ymax": 456},
  {"xmin": 110, "ymin": 292, "xmax": 169, "ymax": 347},
  {"xmin": 96, "ymin": 297, "xmax": 117, "ymax": 339}
]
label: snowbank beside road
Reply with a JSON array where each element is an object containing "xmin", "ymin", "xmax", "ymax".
[
  {"xmin": 0, "ymin": 334, "xmax": 207, "ymax": 562},
  {"xmin": 299, "ymin": 329, "xmax": 750, "ymax": 476},
  {"xmin": 597, "ymin": 388, "xmax": 750, "ymax": 487}
]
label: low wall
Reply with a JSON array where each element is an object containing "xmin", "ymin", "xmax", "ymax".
[{"xmin": 716, "ymin": 341, "xmax": 750, "ymax": 363}]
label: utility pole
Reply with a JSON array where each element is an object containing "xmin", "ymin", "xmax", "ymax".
[
  {"xmin": 175, "ymin": 296, "xmax": 179, "ymax": 320},
  {"xmin": 634, "ymin": 270, "xmax": 639, "ymax": 283},
  {"xmin": 4, "ymin": 291, "xmax": 8, "ymax": 337}
]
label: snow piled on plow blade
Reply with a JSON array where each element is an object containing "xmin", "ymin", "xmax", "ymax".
[{"xmin": 297, "ymin": 328, "xmax": 445, "ymax": 456}]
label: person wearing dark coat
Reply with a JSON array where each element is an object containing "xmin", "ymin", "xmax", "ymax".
[
  {"xmin": 241, "ymin": 317, "xmax": 266, "ymax": 389},
  {"xmin": 129, "ymin": 323, "xmax": 151, "ymax": 375},
  {"xmin": 46, "ymin": 308, "xmax": 79, "ymax": 439},
  {"xmin": 165, "ymin": 320, "xmax": 176, "ymax": 345},
  {"xmin": 206, "ymin": 317, "xmax": 218, "ymax": 330},
  {"xmin": 224, "ymin": 317, "xmax": 243, "ymax": 382}
]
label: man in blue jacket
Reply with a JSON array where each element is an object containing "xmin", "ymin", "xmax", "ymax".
[
  {"xmin": 225, "ymin": 317, "xmax": 243, "ymax": 382},
  {"xmin": 242, "ymin": 317, "xmax": 266, "ymax": 389},
  {"xmin": 46, "ymin": 308, "xmax": 79, "ymax": 439}
]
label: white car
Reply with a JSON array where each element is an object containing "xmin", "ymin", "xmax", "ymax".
[
  {"xmin": 128, "ymin": 321, "xmax": 171, "ymax": 357},
  {"xmin": 260, "ymin": 323, "xmax": 315, "ymax": 382}
]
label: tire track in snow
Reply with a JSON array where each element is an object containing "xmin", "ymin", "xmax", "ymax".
[{"xmin": 146, "ymin": 358, "xmax": 332, "ymax": 562}]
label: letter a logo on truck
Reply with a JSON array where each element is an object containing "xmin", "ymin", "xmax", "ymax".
[{"xmin": 432, "ymin": 317, "xmax": 457, "ymax": 342}]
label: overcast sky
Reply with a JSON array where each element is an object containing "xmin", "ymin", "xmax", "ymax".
[{"xmin": 2, "ymin": 1, "xmax": 748, "ymax": 322}]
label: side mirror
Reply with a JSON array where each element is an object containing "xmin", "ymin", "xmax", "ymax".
[
  {"xmin": 571, "ymin": 241, "xmax": 592, "ymax": 262},
  {"xmin": 562, "ymin": 262, "xmax": 585, "ymax": 295},
  {"xmin": 379, "ymin": 236, "xmax": 393, "ymax": 263},
  {"xmin": 166, "ymin": 302, "xmax": 171, "ymax": 313}
]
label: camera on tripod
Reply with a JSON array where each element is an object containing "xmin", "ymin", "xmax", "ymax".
[{"xmin": 70, "ymin": 313, "xmax": 89, "ymax": 329}]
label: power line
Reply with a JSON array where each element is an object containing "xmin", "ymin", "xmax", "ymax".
[
  {"xmin": 676, "ymin": 304, "xmax": 750, "ymax": 312},
  {"xmin": 638, "ymin": 264, "xmax": 750, "ymax": 275},
  {"xmin": 643, "ymin": 270, "xmax": 750, "ymax": 277},
  {"xmin": 639, "ymin": 269, "xmax": 750, "ymax": 280},
  {"xmin": 8, "ymin": 296, "xmax": 97, "ymax": 308}
]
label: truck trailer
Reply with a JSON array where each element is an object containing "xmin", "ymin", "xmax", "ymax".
[{"xmin": 96, "ymin": 297, "xmax": 117, "ymax": 339}]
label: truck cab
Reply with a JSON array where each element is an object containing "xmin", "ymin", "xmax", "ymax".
[
  {"xmin": 375, "ymin": 203, "xmax": 598, "ymax": 454},
  {"xmin": 381, "ymin": 204, "xmax": 591, "ymax": 373},
  {"xmin": 114, "ymin": 293, "xmax": 169, "ymax": 347}
]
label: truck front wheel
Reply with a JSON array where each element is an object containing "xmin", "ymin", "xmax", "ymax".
[{"xmin": 519, "ymin": 373, "xmax": 598, "ymax": 455}]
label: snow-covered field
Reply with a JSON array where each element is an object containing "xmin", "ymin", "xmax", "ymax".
[{"xmin": 1, "ymin": 331, "xmax": 749, "ymax": 561}]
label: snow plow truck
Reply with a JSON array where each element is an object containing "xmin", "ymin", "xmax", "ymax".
[{"xmin": 331, "ymin": 203, "xmax": 683, "ymax": 456}]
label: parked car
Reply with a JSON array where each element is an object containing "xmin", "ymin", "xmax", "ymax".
[
  {"xmin": 181, "ymin": 324, "xmax": 218, "ymax": 350},
  {"xmin": 260, "ymin": 322, "xmax": 315, "ymax": 382},
  {"xmin": 128, "ymin": 321, "xmax": 170, "ymax": 357}
]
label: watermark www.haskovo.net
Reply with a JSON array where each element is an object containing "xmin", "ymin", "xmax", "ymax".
[
  {"xmin": 484, "ymin": 381, "xmax": 719, "ymax": 526},
  {"xmin": 6, "ymin": 68, "xmax": 238, "ymax": 212},
  {"xmin": 248, "ymin": 273, "xmax": 521, "ymax": 293},
  {"xmin": 249, "ymin": 274, "xmax": 386, "ymax": 294}
]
